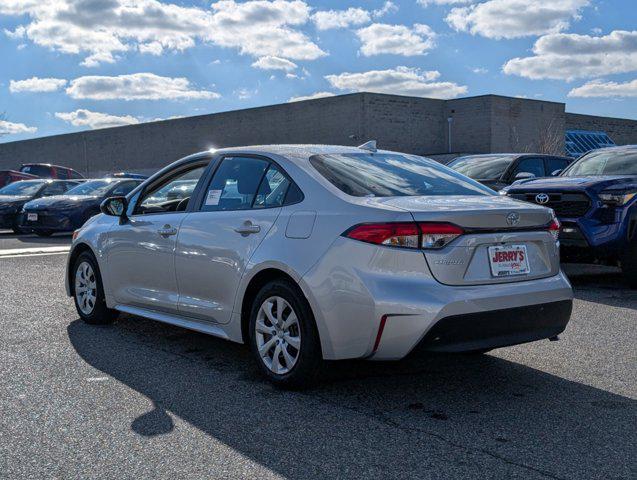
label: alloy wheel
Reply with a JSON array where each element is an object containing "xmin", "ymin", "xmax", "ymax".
[
  {"xmin": 75, "ymin": 261, "xmax": 97, "ymax": 316},
  {"xmin": 255, "ymin": 296, "xmax": 301, "ymax": 375}
]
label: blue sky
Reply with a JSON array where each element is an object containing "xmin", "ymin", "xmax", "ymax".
[{"xmin": 0, "ymin": 0, "xmax": 635, "ymax": 143}]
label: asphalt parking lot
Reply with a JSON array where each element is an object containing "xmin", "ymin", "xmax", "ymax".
[{"xmin": 0, "ymin": 231, "xmax": 635, "ymax": 479}]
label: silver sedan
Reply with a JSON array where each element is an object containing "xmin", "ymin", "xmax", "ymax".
[{"xmin": 65, "ymin": 144, "xmax": 573, "ymax": 387}]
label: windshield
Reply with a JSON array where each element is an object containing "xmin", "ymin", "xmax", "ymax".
[
  {"xmin": 310, "ymin": 153, "xmax": 493, "ymax": 197},
  {"xmin": 564, "ymin": 150, "xmax": 637, "ymax": 176},
  {"xmin": 66, "ymin": 180, "xmax": 114, "ymax": 196},
  {"xmin": 448, "ymin": 155, "xmax": 515, "ymax": 179},
  {"xmin": 0, "ymin": 180, "xmax": 45, "ymax": 196}
]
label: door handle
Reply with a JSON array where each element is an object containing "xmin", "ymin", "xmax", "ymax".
[
  {"xmin": 234, "ymin": 221, "xmax": 261, "ymax": 235},
  {"xmin": 157, "ymin": 224, "xmax": 178, "ymax": 237}
]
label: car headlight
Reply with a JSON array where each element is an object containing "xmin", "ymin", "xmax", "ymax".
[{"xmin": 599, "ymin": 191, "xmax": 637, "ymax": 206}]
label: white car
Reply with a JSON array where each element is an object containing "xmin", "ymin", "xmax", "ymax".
[{"xmin": 66, "ymin": 144, "xmax": 573, "ymax": 387}]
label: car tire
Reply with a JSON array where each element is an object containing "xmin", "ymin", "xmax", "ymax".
[
  {"xmin": 248, "ymin": 279, "xmax": 322, "ymax": 389},
  {"xmin": 72, "ymin": 251, "xmax": 118, "ymax": 325},
  {"xmin": 620, "ymin": 242, "xmax": 637, "ymax": 289}
]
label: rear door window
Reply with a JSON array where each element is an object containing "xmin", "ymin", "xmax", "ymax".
[
  {"xmin": 201, "ymin": 157, "xmax": 269, "ymax": 211},
  {"xmin": 310, "ymin": 153, "xmax": 492, "ymax": 197},
  {"xmin": 253, "ymin": 164, "xmax": 291, "ymax": 208}
]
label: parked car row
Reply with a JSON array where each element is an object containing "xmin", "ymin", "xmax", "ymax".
[
  {"xmin": 449, "ymin": 145, "xmax": 637, "ymax": 286},
  {"xmin": 0, "ymin": 177, "xmax": 143, "ymax": 236}
]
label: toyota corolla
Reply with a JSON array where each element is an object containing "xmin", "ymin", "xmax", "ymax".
[{"xmin": 65, "ymin": 144, "xmax": 573, "ymax": 387}]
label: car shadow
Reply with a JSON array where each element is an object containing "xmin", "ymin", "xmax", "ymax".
[
  {"xmin": 563, "ymin": 263, "xmax": 637, "ymax": 308},
  {"xmin": 67, "ymin": 316, "xmax": 635, "ymax": 479}
]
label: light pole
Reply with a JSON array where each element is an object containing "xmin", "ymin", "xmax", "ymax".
[{"xmin": 447, "ymin": 116, "xmax": 453, "ymax": 153}]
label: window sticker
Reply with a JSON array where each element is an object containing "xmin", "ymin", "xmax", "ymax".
[{"xmin": 205, "ymin": 189, "xmax": 222, "ymax": 206}]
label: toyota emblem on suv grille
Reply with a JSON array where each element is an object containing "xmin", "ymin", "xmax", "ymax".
[
  {"xmin": 535, "ymin": 193, "xmax": 550, "ymax": 204},
  {"xmin": 506, "ymin": 212, "xmax": 520, "ymax": 226}
]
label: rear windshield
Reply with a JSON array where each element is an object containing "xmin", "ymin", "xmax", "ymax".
[
  {"xmin": 20, "ymin": 165, "xmax": 51, "ymax": 177},
  {"xmin": 448, "ymin": 155, "xmax": 515, "ymax": 179},
  {"xmin": 564, "ymin": 149, "xmax": 637, "ymax": 176},
  {"xmin": 310, "ymin": 153, "xmax": 493, "ymax": 197}
]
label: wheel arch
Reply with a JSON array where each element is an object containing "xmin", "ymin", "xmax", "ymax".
[
  {"xmin": 67, "ymin": 243, "xmax": 97, "ymax": 296},
  {"xmin": 238, "ymin": 266, "xmax": 328, "ymax": 358}
]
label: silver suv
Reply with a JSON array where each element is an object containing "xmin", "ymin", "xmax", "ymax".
[{"xmin": 66, "ymin": 144, "xmax": 573, "ymax": 387}]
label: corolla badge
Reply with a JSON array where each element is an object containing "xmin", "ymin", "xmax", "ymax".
[
  {"xmin": 506, "ymin": 212, "xmax": 520, "ymax": 226},
  {"xmin": 535, "ymin": 193, "xmax": 550, "ymax": 204}
]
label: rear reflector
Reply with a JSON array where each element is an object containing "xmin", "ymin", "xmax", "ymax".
[{"xmin": 344, "ymin": 222, "xmax": 463, "ymax": 250}]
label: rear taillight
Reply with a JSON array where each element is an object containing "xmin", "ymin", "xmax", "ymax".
[
  {"xmin": 548, "ymin": 217, "xmax": 560, "ymax": 241},
  {"xmin": 419, "ymin": 222, "xmax": 464, "ymax": 249},
  {"xmin": 344, "ymin": 222, "xmax": 463, "ymax": 250},
  {"xmin": 345, "ymin": 223, "xmax": 420, "ymax": 248}
]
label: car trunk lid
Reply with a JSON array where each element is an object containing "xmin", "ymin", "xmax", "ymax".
[{"xmin": 364, "ymin": 195, "xmax": 559, "ymax": 286}]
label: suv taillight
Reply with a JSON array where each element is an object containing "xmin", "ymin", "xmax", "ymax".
[{"xmin": 344, "ymin": 222, "xmax": 464, "ymax": 250}]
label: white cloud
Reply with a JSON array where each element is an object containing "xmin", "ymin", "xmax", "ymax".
[
  {"xmin": 418, "ymin": 0, "xmax": 474, "ymax": 5},
  {"xmin": 503, "ymin": 30, "xmax": 637, "ymax": 80},
  {"xmin": 251, "ymin": 55, "xmax": 297, "ymax": 71},
  {"xmin": 312, "ymin": 7, "xmax": 370, "ymax": 30},
  {"xmin": 0, "ymin": 120, "xmax": 37, "ymax": 135},
  {"xmin": 207, "ymin": 0, "xmax": 325, "ymax": 60},
  {"xmin": 234, "ymin": 87, "xmax": 258, "ymax": 100},
  {"xmin": 9, "ymin": 77, "xmax": 67, "ymax": 93},
  {"xmin": 446, "ymin": 0, "xmax": 590, "ymax": 39},
  {"xmin": 0, "ymin": 0, "xmax": 211, "ymax": 66},
  {"xmin": 568, "ymin": 79, "xmax": 637, "ymax": 98},
  {"xmin": 356, "ymin": 23, "xmax": 436, "ymax": 56},
  {"xmin": 55, "ymin": 109, "xmax": 140, "ymax": 129},
  {"xmin": 66, "ymin": 73, "xmax": 220, "ymax": 101},
  {"xmin": 0, "ymin": 0, "xmax": 324, "ymax": 66},
  {"xmin": 288, "ymin": 91, "xmax": 335, "ymax": 102},
  {"xmin": 373, "ymin": 1, "xmax": 398, "ymax": 18},
  {"xmin": 472, "ymin": 67, "xmax": 488, "ymax": 74},
  {"xmin": 325, "ymin": 66, "xmax": 467, "ymax": 99}
]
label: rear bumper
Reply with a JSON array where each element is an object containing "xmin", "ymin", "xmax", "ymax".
[{"xmin": 412, "ymin": 300, "xmax": 572, "ymax": 353}]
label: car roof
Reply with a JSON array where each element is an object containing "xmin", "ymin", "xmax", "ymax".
[
  {"xmin": 453, "ymin": 153, "xmax": 569, "ymax": 160},
  {"xmin": 584, "ymin": 145, "xmax": 637, "ymax": 153},
  {"xmin": 207, "ymin": 144, "xmax": 412, "ymax": 166},
  {"xmin": 21, "ymin": 163, "xmax": 76, "ymax": 168}
]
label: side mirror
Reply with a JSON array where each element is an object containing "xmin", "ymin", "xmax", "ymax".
[
  {"xmin": 551, "ymin": 169, "xmax": 562, "ymax": 176},
  {"xmin": 514, "ymin": 172, "xmax": 535, "ymax": 180},
  {"xmin": 100, "ymin": 196, "xmax": 128, "ymax": 222}
]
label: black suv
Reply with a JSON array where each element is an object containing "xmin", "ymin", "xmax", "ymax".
[{"xmin": 448, "ymin": 154, "xmax": 573, "ymax": 191}]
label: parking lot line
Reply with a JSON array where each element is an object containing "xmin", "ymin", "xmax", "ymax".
[{"xmin": 0, "ymin": 246, "xmax": 70, "ymax": 258}]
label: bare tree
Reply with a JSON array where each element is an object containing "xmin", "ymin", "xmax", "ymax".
[{"xmin": 534, "ymin": 117, "xmax": 564, "ymax": 155}]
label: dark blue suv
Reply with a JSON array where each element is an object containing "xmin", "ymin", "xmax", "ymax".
[{"xmin": 504, "ymin": 145, "xmax": 637, "ymax": 286}]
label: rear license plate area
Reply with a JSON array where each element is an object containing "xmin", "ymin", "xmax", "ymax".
[{"xmin": 488, "ymin": 244, "xmax": 530, "ymax": 277}]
